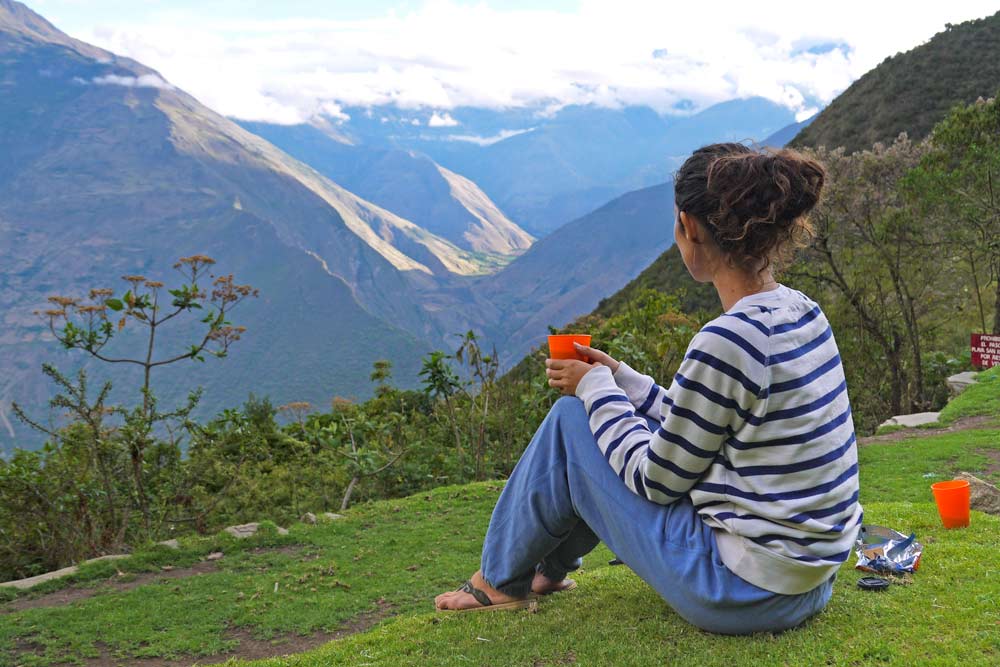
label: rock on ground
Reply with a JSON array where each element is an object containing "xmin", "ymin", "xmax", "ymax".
[
  {"xmin": 0, "ymin": 554, "xmax": 129, "ymax": 590},
  {"xmin": 322, "ymin": 512, "xmax": 345, "ymax": 521},
  {"xmin": 879, "ymin": 412, "xmax": 941, "ymax": 429},
  {"xmin": 958, "ymin": 472, "xmax": 1000, "ymax": 516},
  {"xmin": 301, "ymin": 512, "xmax": 317, "ymax": 524},
  {"xmin": 224, "ymin": 523, "xmax": 289, "ymax": 539},
  {"xmin": 947, "ymin": 372, "xmax": 979, "ymax": 396}
]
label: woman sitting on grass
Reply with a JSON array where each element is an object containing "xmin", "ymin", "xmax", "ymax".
[{"xmin": 435, "ymin": 142, "xmax": 863, "ymax": 635}]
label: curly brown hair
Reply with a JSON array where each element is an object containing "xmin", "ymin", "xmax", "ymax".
[{"xmin": 674, "ymin": 142, "xmax": 825, "ymax": 273}]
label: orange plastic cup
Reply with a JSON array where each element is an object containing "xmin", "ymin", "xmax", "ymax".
[
  {"xmin": 548, "ymin": 334, "xmax": 592, "ymax": 361},
  {"xmin": 931, "ymin": 480, "xmax": 970, "ymax": 529}
]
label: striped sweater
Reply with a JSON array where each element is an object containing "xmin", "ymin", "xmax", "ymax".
[{"xmin": 575, "ymin": 284, "xmax": 863, "ymax": 595}]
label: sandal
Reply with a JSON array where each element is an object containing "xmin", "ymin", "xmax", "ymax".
[{"xmin": 440, "ymin": 580, "xmax": 537, "ymax": 612}]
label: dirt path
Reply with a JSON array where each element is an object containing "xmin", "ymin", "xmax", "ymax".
[
  {"xmin": 859, "ymin": 415, "xmax": 998, "ymax": 445},
  {"xmin": 0, "ymin": 561, "xmax": 220, "ymax": 615},
  {"xmin": 1, "ymin": 546, "xmax": 304, "ymax": 616},
  {"xmin": 978, "ymin": 448, "xmax": 1000, "ymax": 475},
  {"xmin": 51, "ymin": 599, "xmax": 395, "ymax": 667},
  {"xmin": 5, "ymin": 545, "xmax": 399, "ymax": 667}
]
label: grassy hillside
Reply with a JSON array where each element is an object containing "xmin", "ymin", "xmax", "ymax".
[
  {"xmin": 2, "ymin": 410, "xmax": 999, "ymax": 665},
  {"xmin": 939, "ymin": 366, "xmax": 1000, "ymax": 423},
  {"xmin": 791, "ymin": 12, "xmax": 1000, "ymax": 153}
]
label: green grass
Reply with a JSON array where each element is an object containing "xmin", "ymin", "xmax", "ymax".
[
  {"xmin": 0, "ymin": 484, "xmax": 509, "ymax": 666},
  {"xmin": 939, "ymin": 366, "xmax": 1000, "ymax": 424},
  {"xmin": 2, "ymin": 429, "xmax": 1000, "ymax": 666},
  {"xmin": 858, "ymin": 428, "xmax": 1000, "ymax": 498},
  {"xmin": 241, "ymin": 503, "xmax": 1000, "ymax": 667}
]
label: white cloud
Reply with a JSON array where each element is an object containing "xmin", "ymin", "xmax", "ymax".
[
  {"xmin": 319, "ymin": 101, "xmax": 350, "ymax": 122},
  {"xmin": 445, "ymin": 128, "xmax": 534, "ymax": 146},
  {"xmin": 68, "ymin": 0, "xmax": 1000, "ymax": 123},
  {"xmin": 92, "ymin": 73, "xmax": 174, "ymax": 90},
  {"xmin": 796, "ymin": 107, "xmax": 820, "ymax": 122},
  {"xmin": 428, "ymin": 111, "xmax": 459, "ymax": 127}
]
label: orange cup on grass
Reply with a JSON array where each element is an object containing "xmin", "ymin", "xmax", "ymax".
[
  {"xmin": 548, "ymin": 334, "xmax": 592, "ymax": 362},
  {"xmin": 931, "ymin": 479, "xmax": 970, "ymax": 529}
]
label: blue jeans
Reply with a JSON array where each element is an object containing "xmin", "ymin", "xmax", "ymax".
[{"xmin": 480, "ymin": 397, "xmax": 835, "ymax": 635}]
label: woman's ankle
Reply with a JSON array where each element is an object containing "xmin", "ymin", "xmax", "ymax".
[{"xmin": 476, "ymin": 571, "xmax": 529, "ymax": 601}]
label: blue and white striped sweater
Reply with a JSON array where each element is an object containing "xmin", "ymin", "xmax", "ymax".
[{"xmin": 575, "ymin": 284, "xmax": 863, "ymax": 595}]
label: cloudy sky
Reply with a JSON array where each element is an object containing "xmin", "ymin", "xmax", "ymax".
[{"xmin": 28, "ymin": 0, "xmax": 1000, "ymax": 124}]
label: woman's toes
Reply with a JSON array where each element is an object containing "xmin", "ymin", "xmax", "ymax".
[{"xmin": 434, "ymin": 592, "xmax": 453, "ymax": 609}]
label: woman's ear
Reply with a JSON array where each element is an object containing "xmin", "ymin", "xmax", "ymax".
[{"xmin": 678, "ymin": 211, "xmax": 704, "ymax": 245}]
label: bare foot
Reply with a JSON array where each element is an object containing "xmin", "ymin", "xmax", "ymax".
[
  {"xmin": 531, "ymin": 570, "xmax": 576, "ymax": 595},
  {"xmin": 434, "ymin": 570, "xmax": 525, "ymax": 610}
]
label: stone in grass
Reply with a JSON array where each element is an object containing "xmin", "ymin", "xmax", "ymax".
[
  {"xmin": 878, "ymin": 412, "xmax": 940, "ymax": 429},
  {"xmin": 301, "ymin": 512, "xmax": 317, "ymax": 524},
  {"xmin": 0, "ymin": 554, "xmax": 129, "ymax": 590},
  {"xmin": 322, "ymin": 512, "xmax": 345, "ymax": 522},
  {"xmin": 946, "ymin": 372, "xmax": 979, "ymax": 397},
  {"xmin": 206, "ymin": 552, "xmax": 224, "ymax": 561},
  {"xmin": 224, "ymin": 522, "xmax": 290, "ymax": 539},
  {"xmin": 158, "ymin": 539, "xmax": 180, "ymax": 550},
  {"xmin": 957, "ymin": 472, "xmax": 1000, "ymax": 517}
]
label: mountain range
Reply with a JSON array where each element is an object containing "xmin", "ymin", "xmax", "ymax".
[
  {"xmin": 0, "ymin": 0, "xmax": 453, "ymax": 446},
  {"xmin": 236, "ymin": 121, "xmax": 534, "ymax": 262},
  {"xmin": 0, "ymin": 0, "xmax": 806, "ymax": 451},
  {"xmin": 292, "ymin": 98, "xmax": 798, "ymax": 236}
]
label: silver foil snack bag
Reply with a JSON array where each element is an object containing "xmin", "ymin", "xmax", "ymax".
[{"xmin": 855, "ymin": 524, "xmax": 924, "ymax": 574}]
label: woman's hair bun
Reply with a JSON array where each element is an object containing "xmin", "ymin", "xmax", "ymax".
[
  {"xmin": 674, "ymin": 143, "xmax": 826, "ymax": 272},
  {"xmin": 707, "ymin": 149, "xmax": 825, "ymax": 229}
]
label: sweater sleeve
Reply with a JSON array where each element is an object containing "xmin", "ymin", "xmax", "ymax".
[
  {"xmin": 576, "ymin": 332, "xmax": 758, "ymax": 504},
  {"xmin": 611, "ymin": 361, "xmax": 669, "ymax": 420}
]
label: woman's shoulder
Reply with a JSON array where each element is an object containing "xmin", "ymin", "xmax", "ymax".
[{"xmin": 695, "ymin": 285, "xmax": 831, "ymax": 362}]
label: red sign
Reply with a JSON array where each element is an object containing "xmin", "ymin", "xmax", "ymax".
[{"xmin": 971, "ymin": 333, "xmax": 1000, "ymax": 369}]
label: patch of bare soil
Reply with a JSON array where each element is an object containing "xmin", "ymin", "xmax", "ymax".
[
  {"xmin": 533, "ymin": 650, "xmax": 578, "ymax": 666},
  {"xmin": 1, "ymin": 546, "xmax": 308, "ymax": 616},
  {"xmin": 860, "ymin": 415, "xmax": 997, "ymax": 445},
  {"xmin": 1, "ymin": 561, "xmax": 220, "ymax": 615},
  {"xmin": 24, "ymin": 599, "xmax": 396, "ymax": 667},
  {"xmin": 976, "ymin": 448, "xmax": 1000, "ymax": 475},
  {"xmin": 247, "ymin": 545, "xmax": 304, "ymax": 557}
]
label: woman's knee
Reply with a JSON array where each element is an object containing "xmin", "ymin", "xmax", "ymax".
[
  {"xmin": 546, "ymin": 396, "xmax": 593, "ymax": 450},
  {"xmin": 551, "ymin": 395, "xmax": 586, "ymax": 420},
  {"xmin": 527, "ymin": 397, "xmax": 588, "ymax": 457}
]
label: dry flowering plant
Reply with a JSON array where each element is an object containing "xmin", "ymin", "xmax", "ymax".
[{"xmin": 15, "ymin": 255, "xmax": 259, "ymax": 539}]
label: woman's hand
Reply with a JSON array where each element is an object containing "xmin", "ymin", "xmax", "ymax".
[
  {"xmin": 573, "ymin": 342, "xmax": 621, "ymax": 373},
  {"xmin": 545, "ymin": 358, "xmax": 601, "ymax": 395}
]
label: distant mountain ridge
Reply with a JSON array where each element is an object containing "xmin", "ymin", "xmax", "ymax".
[
  {"xmin": 238, "ymin": 121, "xmax": 533, "ymax": 261},
  {"xmin": 473, "ymin": 182, "xmax": 677, "ymax": 361},
  {"xmin": 761, "ymin": 115, "xmax": 816, "ymax": 148},
  {"xmin": 306, "ymin": 99, "xmax": 798, "ymax": 235},
  {"xmin": 791, "ymin": 11, "xmax": 1000, "ymax": 152}
]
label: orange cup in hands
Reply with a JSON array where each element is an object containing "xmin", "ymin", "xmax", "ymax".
[
  {"xmin": 548, "ymin": 334, "xmax": 592, "ymax": 362},
  {"xmin": 931, "ymin": 479, "xmax": 970, "ymax": 529}
]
